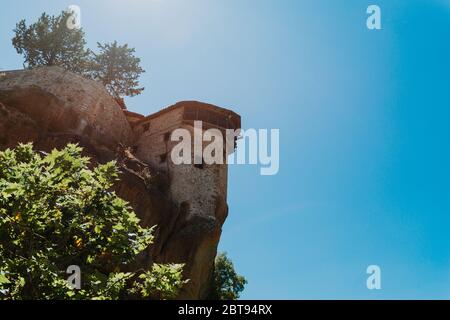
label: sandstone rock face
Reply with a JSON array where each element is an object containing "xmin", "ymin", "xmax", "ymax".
[
  {"xmin": 0, "ymin": 67, "xmax": 228, "ymax": 299},
  {"xmin": 0, "ymin": 66, "xmax": 133, "ymax": 161}
]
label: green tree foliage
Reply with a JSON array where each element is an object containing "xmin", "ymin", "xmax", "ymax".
[
  {"xmin": 11, "ymin": 12, "xmax": 146, "ymax": 100},
  {"xmin": 88, "ymin": 41, "xmax": 145, "ymax": 100},
  {"xmin": 0, "ymin": 143, "xmax": 187, "ymax": 300},
  {"xmin": 209, "ymin": 252, "xmax": 247, "ymax": 300},
  {"xmin": 12, "ymin": 11, "xmax": 91, "ymax": 74}
]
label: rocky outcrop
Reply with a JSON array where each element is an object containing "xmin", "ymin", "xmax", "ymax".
[
  {"xmin": 0, "ymin": 66, "xmax": 227, "ymax": 299},
  {"xmin": 0, "ymin": 67, "xmax": 133, "ymax": 161}
]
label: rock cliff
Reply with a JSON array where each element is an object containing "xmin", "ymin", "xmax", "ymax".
[{"xmin": 0, "ymin": 66, "xmax": 230, "ymax": 299}]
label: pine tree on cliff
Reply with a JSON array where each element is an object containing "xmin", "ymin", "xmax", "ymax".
[
  {"xmin": 11, "ymin": 12, "xmax": 145, "ymax": 107},
  {"xmin": 88, "ymin": 41, "xmax": 145, "ymax": 105},
  {"xmin": 12, "ymin": 11, "xmax": 91, "ymax": 75}
]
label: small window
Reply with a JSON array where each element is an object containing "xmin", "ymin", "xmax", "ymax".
[
  {"xmin": 194, "ymin": 155, "xmax": 204, "ymax": 169},
  {"xmin": 142, "ymin": 123, "xmax": 150, "ymax": 132},
  {"xmin": 159, "ymin": 153, "xmax": 167, "ymax": 163},
  {"xmin": 180, "ymin": 201, "xmax": 191, "ymax": 213}
]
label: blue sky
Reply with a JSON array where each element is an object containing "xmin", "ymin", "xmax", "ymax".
[{"xmin": 1, "ymin": 0, "xmax": 450, "ymax": 299}]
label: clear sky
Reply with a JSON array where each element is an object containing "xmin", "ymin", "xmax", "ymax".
[{"xmin": 1, "ymin": 0, "xmax": 450, "ymax": 299}]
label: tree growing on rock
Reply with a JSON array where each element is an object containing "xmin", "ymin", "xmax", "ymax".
[
  {"xmin": 11, "ymin": 12, "xmax": 146, "ymax": 105},
  {"xmin": 0, "ymin": 143, "xmax": 187, "ymax": 300},
  {"xmin": 209, "ymin": 252, "xmax": 247, "ymax": 300},
  {"xmin": 88, "ymin": 41, "xmax": 145, "ymax": 103},
  {"xmin": 12, "ymin": 11, "xmax": 91, "ymax": 75}
]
